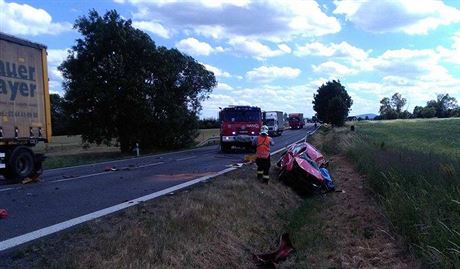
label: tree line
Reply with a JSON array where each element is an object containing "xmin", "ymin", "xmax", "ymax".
[
  {"xmin": 378, "ymin": 93, "xmax": 459, "ymax": 120},
  {"xmin": 51, "ymin": 10, "xmax": 216, "ymax": 153},
  {"xmin": 309, "ymin": 81, "xmax": 459, "ymax": 125}
]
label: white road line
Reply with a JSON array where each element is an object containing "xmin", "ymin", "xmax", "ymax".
[
  {"xmin": 0, "ymin": 187, "xmax": 14, "ymax": 193},
  {"xmin": 131, "ymin": 161, "xmax": 165, "ymax": 169},
  {"xmin": 51, "ymin": 162, "xmax": 165, "ymax": 183},
  {"xmin": 52, "ymin": 171, "xmax": 113, "ymax": 183},
  {"xmin": 47, "ymin": 147, "xmax": 213, "ymax": 173},
  {"xmin": 176, "ymin": 156, "xmax": 196, "ymax": 161},
  {"xmin": 0, "ymin": 167, "xmax": 236, "ymax": 252}
]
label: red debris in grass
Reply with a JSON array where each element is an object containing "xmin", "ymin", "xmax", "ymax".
[
  {"xmin": 0, "ymin": 209, "xmax": 8, "ymax": 219},
  {"xmin": 253, "ymin": 233, "xmax": 295, "ymax": 268}
]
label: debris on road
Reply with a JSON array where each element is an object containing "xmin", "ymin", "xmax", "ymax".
[
  {"xmin": 277, "ymin": 142, "xmax": 335, "ymax": 195},
  {"xmin": 0, "ymin": 209, "xmax": 8, "ymax": 219},
  {"xmin": 22, "ymin": 176, "xmax": 40, "ymax": 184},
  {"xmin": 227, "ymin": 163, "xmax": 244, "ymax": 168},
  {"xmin": 253, "ymin": 233, "xmax": 295, "ymax": 268},
  {"xmin": 244, "ymin": 154, "xmax": 257, "ymax": 163},
  {"xmin": 104, "ymin": 166, "xmax": 119, "ymax": 172}
]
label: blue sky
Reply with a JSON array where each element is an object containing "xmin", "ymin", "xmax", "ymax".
[{"xmin": 1, "ymin": 0, "xmax": 459, "ymax": 118}]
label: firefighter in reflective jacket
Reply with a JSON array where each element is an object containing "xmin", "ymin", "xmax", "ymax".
[{"xmin": 255, "ymin": 125, "xmax": 274, "ymax": 183}]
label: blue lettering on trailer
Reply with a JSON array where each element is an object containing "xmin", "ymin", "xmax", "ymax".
[{"xmin": 0, "ymin": 60, "xmax": 36, "ymax": 101}]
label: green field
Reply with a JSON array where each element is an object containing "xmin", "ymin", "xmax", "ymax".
[
  {"xmin": 355, "ymin": 118, "xmax": 460, "ymax": 157},
  {"xmin": 346, "ymin": 118, "xmax": 460, "ymax": 268}
]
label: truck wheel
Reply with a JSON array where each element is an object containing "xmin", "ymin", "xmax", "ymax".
[
  {"xmin": 221, "ymin": 144, "xmax": 231, "ymax": 153},
  {"xmin": 4, "ymin": 146, "xmax": 35, "ymax": 183}
]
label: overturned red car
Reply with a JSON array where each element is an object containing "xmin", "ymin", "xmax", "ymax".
[{"xmin": 276, "ymin": 142, "xmax": 334, "ymax": 195}]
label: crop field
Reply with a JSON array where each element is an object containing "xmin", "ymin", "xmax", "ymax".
[
  {"xmin": 36, "ymin": 129, "xmax": 220, "ymax": 169},
  {"xmin": 354, "ymin": 118, "xmax": 460, "ymax": 157},
  {"xmin": 195, "ymin": 128, "xmax": 220, "ymax": 145},
  {"xmin": 346, "ymin": 118, "xmax": 460, "ymax": 268}
]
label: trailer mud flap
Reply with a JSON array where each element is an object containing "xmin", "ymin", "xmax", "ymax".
[{"xmin": 0, "ymin": 153, "xmax": 5, "ymax": 169}]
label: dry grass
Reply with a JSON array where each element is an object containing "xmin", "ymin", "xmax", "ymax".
[
  {"xmin": 194, "ymin": 128, "xmax": 220, "ymax": 145},
  {"xmin": 35, "ymin": 135, "xmax": 119, "ymax": 156},
  {"xmin": 35, "ymin": 129, "xmax": 220, "ymax": 169},
  {"xmin": 307, "ymin": 128, "xmax": 418, "ymax": 268},
  {"xmin": 38, "ymin": 129, "xmax": 219, "ymax": 156},
  {"xmin": 5, "ymin": 165, "xmax": 305, "ymax": 269}
]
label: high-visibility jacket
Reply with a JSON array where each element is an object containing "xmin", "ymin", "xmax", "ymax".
[{"xmin": 256, "ymin": 135, "xmax": 271, "ymax": 159}]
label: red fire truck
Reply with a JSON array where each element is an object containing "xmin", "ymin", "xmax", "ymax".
[
  {"xmin": 288, "ymin": 113, "xmax": 304, "ymax": 129},
  {"xmin": 219, "ymin": 106, "xmax": 262, "ymax": 152}
]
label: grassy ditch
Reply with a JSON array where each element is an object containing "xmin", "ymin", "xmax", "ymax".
[
  {"xmin": 326, "ymin": 119, "xmax": 460, "ymax": 268},
  {"xmin": 2, "ymin": 159, "xmax": 337, "ymax": 269}
]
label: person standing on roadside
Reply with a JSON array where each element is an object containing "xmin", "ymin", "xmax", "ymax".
[{"xmin": 255, "ymin": 125, "xmax": 274, "ymax": 183}]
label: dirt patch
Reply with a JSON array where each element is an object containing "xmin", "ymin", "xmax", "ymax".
[
  {"xmin": 307, "ymin": 127, "xmax": 419, "ymax": 268},
  {"xmin": 322, "ymin": 155, "xmax": 418, "ymax": 268}
]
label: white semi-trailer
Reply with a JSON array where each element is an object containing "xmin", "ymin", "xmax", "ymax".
[
  {"xmin": 0, "ymin": 33, "xmax": 52, "ymax": 182},
  {"xmin": 263, "ymin": 111, "xmax": 284, "ymax": 136}
]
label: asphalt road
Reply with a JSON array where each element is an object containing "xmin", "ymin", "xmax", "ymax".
[{"xmin": 0, "ymin": 126, "xmax": 313, "ymax": 244}]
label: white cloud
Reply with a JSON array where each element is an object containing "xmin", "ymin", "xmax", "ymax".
[
  {"xmin": 47, "ymin": 49, "xmax": 70, "ymax": 94},
  {"xmin": 123, "ymin": 0, "xmax": 251, "ymax": 8},
  {"xmin": 350, "ymin": 81, "xmax": 458, "ymax": 115},
  {"xmin": 246, "ymin": 66, "xmax": 301, "ymax": 82},
  {"xmin": 0, "ymin": 0, "xmax": 72, "ymax": 36},
  {"xmin": 132, "ymin": 20, "xmax": 170, "ymax": 38},
  {"xmin": 437, "ymin": 31, "xmax": 460, "ymax": 65},
  {"xmin": 295, "ymin": 41, "xmax": 369, "ymax": 60},
  {"xmin": 122, "ymin": 0, "xmax": 340, "ymax": 41},
  {"xmin": 228, "ymin": 37, "xmax": 289, "ymax": 60},
  {"xmin": 312, "ymin": 61, "xmax": 357, "ymax": 76},
  {"xmin": 216, "ymin": 82, "xmax": 233, "ymax": 91},
  {"xmin": 371, "ymin": 48, "xmax": 440, "ymax": 79},
  {"xmin": 201, "ymin": 93, "xmax": 250, "ymax": 117},
  {"xmin": 175, "ymin": 37, "xmax": 217, "ymax": 56},
  {"xmin": 333, "ymin": 0, "xmax": 460, "ymax": 35},
  {"xmin": 306, "ymin": 43, "xmax": 460, "ymax": 115},
  {"xmin": 201, "ymin": 84, "xmax": 316, "ymax": 118},
  {"xmin": 202, "ymin": 64, "xmax": 231, "ymax": 78},
  {"xmin": 277, "ymin": 43, "xmax": 292, "ymax": 53}
]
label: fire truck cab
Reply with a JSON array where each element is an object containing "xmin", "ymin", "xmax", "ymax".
[{"xmin": 219, "ymin": 106, "xmax": 262, "ymax": 152}]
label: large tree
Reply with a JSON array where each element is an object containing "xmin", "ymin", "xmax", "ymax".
[
  {"xmin": 59, "ymin": 10, "xmax": 215, "ymax": 152},
  {"xmin": 379, "ymin": 97, "xmax": 397, "ymax": 119},
  {"xmin": 391, "ymin": 92, "xmax": 407, "ymax": 113},
  {"xmin": 145, "ymin": 47, "xmax": 216, "ymax": 148},
  {"xmin": 426, "ymin": 93, "xmax": 458, "ymax": 118},
  {"xmin": 412, "ymin": 93, "xmax": 458, "ymax": 119},
  {"xmin": 50, "ymin": 94, "xmax": 72, "ymax": 135},
  {"xmin": 379, "ymin": 92, "xmax": 409, "ymax": 119},
  {"xmin": 312, "ymin": 80, "xmax": 353, "ymax": 126},
  {"xmin": 50, "ymin": 94, "xmax": 73, "ymax": 136}
]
